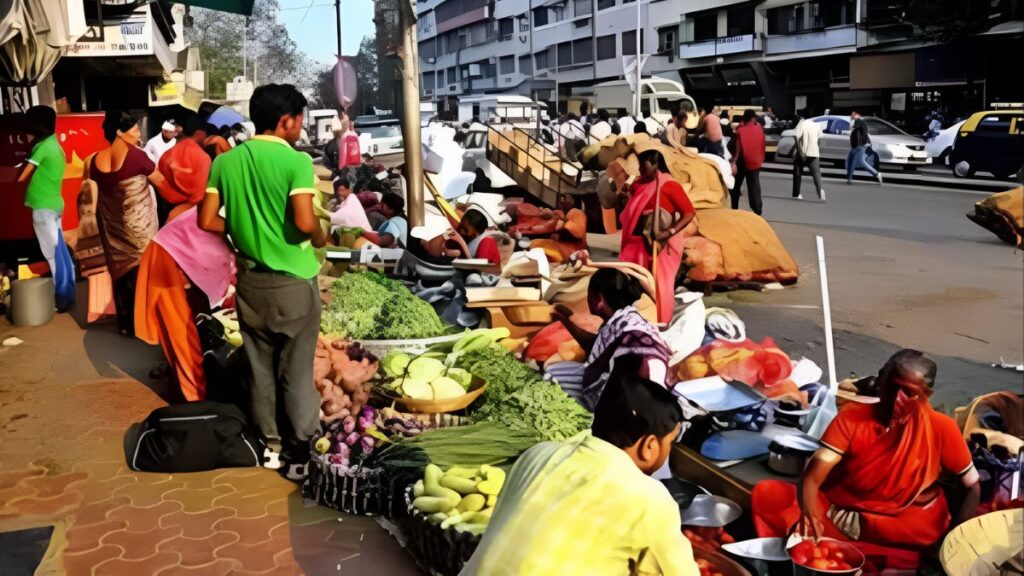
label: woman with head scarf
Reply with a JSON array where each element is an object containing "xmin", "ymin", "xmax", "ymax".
[
  {"xmin": 619, "ymin": 149, "xmax": 696, "ymax": 324},
  {"xmin": 88, "ymin": 111, "xmax": 166, "ymax": 336},
  {"xmin": 752, "ymin": 349, "xmax": 981, "ymax": 570},
  {"xmin": 552, "ymin": 268, "xmax": 672, "ymax": 411},
  {"xmin": 154, "ymin": 114, "xmax": 211, "ymax": 223}
]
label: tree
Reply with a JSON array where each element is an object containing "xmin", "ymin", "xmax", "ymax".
[
  {"xmin": 186, "ymin": 0, "xmax": 317, "ymax": 99},
  {"xmin": 905, "ymin": 0, "xmax": 1001, "ymax": 42}
]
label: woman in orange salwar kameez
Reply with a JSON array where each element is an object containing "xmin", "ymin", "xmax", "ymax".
[
  {"xmin": 134, "ymin": 206, "xmax": 235, "ymax": 401},
  {"xmin": 752, "ymin": 350, "xmax": 981, "ymax": 571},
  {"xmin": 619, "ymin": 149, "xmax": 695, "ymax": 324}
]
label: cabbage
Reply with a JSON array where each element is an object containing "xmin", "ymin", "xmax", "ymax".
[{"xmin": 407, "ymin": 357, "xmax": 445, "ymax": 382}]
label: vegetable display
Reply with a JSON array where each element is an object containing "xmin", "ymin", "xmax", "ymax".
[
  {"xmin": 789, "ymin": 539, "xmax": 855, "ymax": 571},
  {"xmin": 378, "ymin": 422, "xmax": 538, "ymax": 468},
  {"xmin": 213, "ymin": 309, "xmax": 243, "ymax": 347},
  {"xmin": 380, "ymin": 329, "xmax": 507, "ymax": 401},
  {"xmin": 456, "ymin": 345, "xmax": 592, "ymax": 442},
  {"xmin": 320, "ymin": 271, "xmax": 446, "ymax": 340},
  {"xmin": 314, "ymin": 338, "xmax": 379, "ymax": 420},
  {"xmin": 410, "ymin": 463, "xmax": 505, "ymax": 536},
  {"xmin": 696, "ymin": 558, "xmax": 725, "ymax": 576},
  {"xmin": 313, "ymin": 405, "xmax": 387, "ymax": 470},
  {"xmin": 683, "ymin": 526, "xmax": 736, "ymax": 552}
]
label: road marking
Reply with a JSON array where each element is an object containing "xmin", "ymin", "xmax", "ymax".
[{"xmin": 759, "ymin": 171, "xmax": 996, "ymax": 196}]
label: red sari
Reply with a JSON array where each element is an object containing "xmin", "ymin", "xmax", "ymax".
[
  {"xmin": 619, "ymin": 172, "xmax": 694, "ymax": 323},
  {"xmin": 753, "ymin": 402, "xmax": 974, "ymax": 568},
  {"xmin": 157, "ymin": 139, "xmax": 211, "ymax": 222}
]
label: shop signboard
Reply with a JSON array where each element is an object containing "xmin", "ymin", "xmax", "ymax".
[{"xmin": 63, "ymin": 6, "xmax": 154, "ymax": 59}]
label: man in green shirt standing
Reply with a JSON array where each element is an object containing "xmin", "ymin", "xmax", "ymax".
[
  {"xmin": 17, "ymin": 105, "xmax": 74, "ymax": 310},
  {"xmin": 199, "ymin": 84, "xmax": 328, "ymax": 480}
]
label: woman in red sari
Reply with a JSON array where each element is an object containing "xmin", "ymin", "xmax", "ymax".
[
  {"xmin": 619, "ymin": 149, "xmax": 696, "ymax": 323},
  {"xmin": 155, "ymin": 115, "xmax": 211, "ymax": 223},
  {"xmin": 753, "ymin": 350, "xmax": 981, "ymax": 570}
]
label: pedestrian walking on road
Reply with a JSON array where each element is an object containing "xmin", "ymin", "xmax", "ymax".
[
  {"xmin": 792, "ymin": 108, "xmax": 826, "ymax": 201},
  {"xmin": 198, "ymin": 83, "xmax": 328, "ymax": 481},
  {"xmin": 698, "ymin": 107, "xmax": 725, "ymax": 158},
  {"xmin": 730, "ymin": 109, "xmax": 766, "ymax": 215},
  {"xmin": 846, "ymin": 110, "xmax": 883, "ymax": 185}
]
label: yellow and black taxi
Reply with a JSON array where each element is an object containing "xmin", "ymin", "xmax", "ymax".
[{"xmin": 950, "ymin": 110, "xmax": 1024, "ymax": 180}]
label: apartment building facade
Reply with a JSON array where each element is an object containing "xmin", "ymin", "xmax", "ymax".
[{"xmin": 417, "ymin": 0, "xmax": 1023, "ymax": 130}]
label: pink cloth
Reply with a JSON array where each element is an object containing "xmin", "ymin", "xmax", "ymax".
[
  {"xmin": 329, "ymin": 193, "xmax": 372, "ymax": 231},
  {"xmin": 619, "ymin": 172, "xmax": 685, "ymax": 323},
  {"xmin": 152, "ymin": 206, "xmax": 235, "ymax": 307}
]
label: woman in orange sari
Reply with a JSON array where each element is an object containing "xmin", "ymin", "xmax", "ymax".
[
  {"xmin": 155, "ymin": 115, "xmax": 211, "ymax": 223},
  {"xmin": 752, "ymin": 350, "xmax": 981, "ymax": 570},
  {"xmin": 619, "ymin": 149, "xmax": 695, "ymax": 323}
]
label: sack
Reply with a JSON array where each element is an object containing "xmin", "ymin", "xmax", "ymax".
[
  {"xmin": 125, "ymin": 401, "xmax": 264, "ymax": 472},
  {"xmin": 634, "ymin": 207, "xmax": 675, "ymax": 253}
]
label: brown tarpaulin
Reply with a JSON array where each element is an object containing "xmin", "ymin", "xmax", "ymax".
[
  {"xmin": 967, "ymin": 186, "xmax": 1023, "ymax": 248},
  {"xmin": 691, "ymin": 209, "xmax": 799, "ymax": 284}
]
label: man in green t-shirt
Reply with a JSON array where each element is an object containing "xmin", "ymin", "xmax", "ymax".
[
  {"xmin": 199, "ymin": 84, "xmax": 328, "ymax": 480},
  {"xmin": 17, "ymin": 105, "xmax": 74, "ymax": 310}
]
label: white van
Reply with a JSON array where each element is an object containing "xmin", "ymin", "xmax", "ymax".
[
  {"xmin": 594, "ymin": 76, "xmax": 696, "ymax": 133},
  {"xmin": 457, "ymin": 94, "xmax": 545, "ymax": 128},
  {"xmin": 307, "ymin": 109, "xmax": 340, "ymax": 145}
]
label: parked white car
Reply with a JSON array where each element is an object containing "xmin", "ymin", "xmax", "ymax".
[
  {"xmin": 776, "ymin": 115, "xmax": 931, "ymax": 169},
  {"xmin": 925, "ymin": 120, "xmax": 966, "ymax": 165}
]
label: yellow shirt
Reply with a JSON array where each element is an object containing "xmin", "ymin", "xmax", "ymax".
[{"xmin": 461, "ymin": 433, "xmax": 699, "ymax": 576}]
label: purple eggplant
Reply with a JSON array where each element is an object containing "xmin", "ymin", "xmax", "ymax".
[
  {"xmin": 343, "ymin": 431, "xmax": 360, "ymax": 446},
  {"xmin": 342, "ymin": 415, "xmax": 356, "ymax": 434},
  {"xmin": 359, "ymin": 435, "xmax": 376, "ymax": 455},
  {"xmin": 328, "ymin": 453, "xmax": 349, "ymax": 467}
]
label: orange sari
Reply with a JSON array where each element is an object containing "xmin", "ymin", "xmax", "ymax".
[{"xmin": 157, "ymin": 139, "xmax": 211, "ymax": 222}]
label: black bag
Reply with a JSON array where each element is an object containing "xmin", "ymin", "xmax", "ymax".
[{"xmin": 125, "ymin": 401, "xmax": 264, "ymax": 472}]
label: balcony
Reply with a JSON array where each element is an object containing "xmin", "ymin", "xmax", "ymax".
[
  {"xmin": 679, "ymin": 34, "xmax": 761, "ymax": 59},
  {"xmin": 764, "ymin": 24, "xmax": 856, "ymax": 55}
]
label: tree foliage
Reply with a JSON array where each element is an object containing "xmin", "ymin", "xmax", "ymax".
[
  {"xmin": 186, "ymin": 0, "xmax": 318, "ymax": 99},
  {"xmin": 310, "ymin": 36, "xmax": 385, "ymax": 114},
  {"xmin": 906, "ymin": 0, "xmax": 1002, "ymax": 42}
]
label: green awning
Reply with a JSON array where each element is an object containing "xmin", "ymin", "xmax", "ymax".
[{"xmin": 175, "ymin": 0, "xmax": 255, "ymax": 16}]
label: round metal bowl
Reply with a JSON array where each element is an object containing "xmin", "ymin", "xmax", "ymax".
[{"xmin": 679, "ymin": 494, "xmax": 743, "ymax": 528}]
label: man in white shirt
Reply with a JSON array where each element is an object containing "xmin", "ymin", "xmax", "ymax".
[
  {"xmin": 557, "ymin": 114, "xmax": 587, "ymax": 158},
  {"xmin": 792, "ymin": 108, "xmax": 825, "ymax": 201},
  {"xmin": 144, "ymin": 120, "xmax": 177, "ymax": 163},
  {"xmin": 589, "ymin": 108, "xmax": 613, "ymax": 141}
]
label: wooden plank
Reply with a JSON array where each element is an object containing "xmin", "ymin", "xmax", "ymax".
[{"xmin": 670, "ymin": 444, "xmax": 755, "ymax": 510}]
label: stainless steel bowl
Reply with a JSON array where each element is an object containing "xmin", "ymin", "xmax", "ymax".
[{"xmin": 679, "ymin": 494, "xmax": 742, "ymax": 528}]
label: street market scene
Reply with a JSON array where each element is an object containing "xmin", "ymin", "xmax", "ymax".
[{"xmin": 0, "ymin": 0, "xmax": 1022, "ymax": 574}]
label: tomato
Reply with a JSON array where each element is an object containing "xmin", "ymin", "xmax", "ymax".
[
  {"xmin": 812, "ymin": 546, "xmax": 824, "ymax": 559},
  {"xmin": 821, "ymin": 541, "xmax": 840, "ymax": 553},
  {"xmin": 835, "ymin": 562, "xmax": 852, "ymax": 570},
  {"xmin": 793, "ymin": 553, "xmax": 809, "ymax": 565},
  {"xmin": 792, "ymin": 541, "xmax": 815, "ymax": 557},
  {"xmin": 808, "ymin": 558, "xmax": 832, "ymax": 570}
]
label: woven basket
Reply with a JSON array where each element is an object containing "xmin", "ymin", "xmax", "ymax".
[
  {"xmin": 355, "ymin": 332, "xmax": 466, "ymax": 360},
  {"xmin": 401, "ymin": 485, "xmax": 483, "ymax": 576},
  {"xmin": 303, "ymin": 460, "xmax": 407, "ymax": 517},
  {"xmin": 378, "ymin": 378, "xmax": 488, "ymax": 414}
]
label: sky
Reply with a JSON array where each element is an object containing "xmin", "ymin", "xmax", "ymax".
[{"xmin": 277, "ymin": 0, "xmax": 375, "ymax": 65}]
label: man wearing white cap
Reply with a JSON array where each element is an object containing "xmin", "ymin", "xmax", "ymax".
[{"xmin": 145, "ymin": 120, "xmax": 178, "ymax": 163}]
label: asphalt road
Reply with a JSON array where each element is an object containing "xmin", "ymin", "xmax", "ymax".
[{"xmin": 714, "ymin": 170, "xmax": 1023, "ymax": 410}]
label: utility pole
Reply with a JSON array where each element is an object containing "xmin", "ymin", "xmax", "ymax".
[
  {"xmin": 335, "ymin": 0, "xmax": 342, "ymax": 57},
  {"xmin": 634, "ymin": 0, "xmax": 641, "ymax": 117},
  {"xmin": 398, "ymin": 1, "xmax": 424, "ymax": 227}
]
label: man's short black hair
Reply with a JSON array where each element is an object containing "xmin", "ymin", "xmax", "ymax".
[
  {"xmin": 181, "ymin": 113, "xmax": 205, "ymax": 137},
  {"xmin": 381, "ymin": 192, "xmax": 405, "ymax": 215},
  {"xmin": 598, "ymin": 108, "xmax": 609, "ymax": 121},
  {"xmin": 634, "ymin": 121, "xmax": 647, "ymax": 134},
  {"xmin": 203, "ymin": 123, "xmax": 219, "ymax": 137},
  {"xmin": 461, "ymin": 208, "xmax": 488, "ymax": 233},
  {"xmin": 25, "ymin": 105, "xmax": 57, "ymax": 139},
  {"xmin": 102, "ymin": 110, "xmax": 140, "ymax": 143},
  {"xmin": 589, "ymin": 267, "xmax": 644, "ymax": 311},
  {"xmin": 230, "ymin": 122, "xmax": 244, "ymax": 131},
  {"xmin": 250, "ymin": 83, "xmax": 307, "ymax": 134},
  {"xmin": 743, "ymin": 109, "xmax": 757, "ymax": 123},
  {"xmin": 592, "ymin": 371, "xmax": 682, "ymax": 448}
]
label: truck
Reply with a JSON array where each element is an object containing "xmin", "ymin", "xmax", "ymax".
[
  {"xmin": 456, "ymin": 94, "xmax": 546, "ymax": 128},
  {"xmin": 593, "ymin": 76, "xmax": 697, "ymax": 132},
  {"xmin": 306, "ymin": 109, "xmax": 340, "ymax": 146}
]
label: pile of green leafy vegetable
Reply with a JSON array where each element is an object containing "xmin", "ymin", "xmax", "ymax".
[
  {"xmin": 320, "ymin": 271, "xmax": 446, "ymax": 340},
  {"xmin": 457, "ymin": 345, "xmax": 592, "ymax": 442}
]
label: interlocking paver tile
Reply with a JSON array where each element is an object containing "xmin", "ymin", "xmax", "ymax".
[
  {"xmin": 211, "ymin": 487, "xmax": 292, "ymax": 520},
  {"xmin": 92, "ymin": 551, "xmax": 181, "ymax": 576},
  {"xmin": 76, "ymin": 475, "xmax": 137, "ymax": 507},
  {"xmin": 160, "ymin": 506, "xmax": 236, "ymax": 539},
  {"xmin": 161, "ymin": 485, "xmax": 236, "ymax": 513},
  {"xmin": 154, "ymin": 558, "xmax": 243, "ymax": 576},
  {"xmin": 212, "ymin": 515, "xmax": 287, "ymax": 545},
  {"xmin": 7, "ymin": 489, "xmax": 82, "ymax": 516},
  {"xmin": 156, "ymin": 531, "xmax": 240, "ymax": 566},
  {"xmin": 28, "ymin": 471, "xmax": 88, "ymax": 498},
  {"xmin": 62, "ymin": 544, "xmax": 125, "ymax": 576},
  {"xmin": 70, "ymin": 495, "xmax": 131, "ymax": 526},
  {"xmin": 106, "ymin": 500, "xmax": 183, "ymax": 533},
  {"xmin": 0, "ymin": 466, "xmax": 45, "ymax": 491},
  {"xmin": 100, "ymin": 525, "xmax": 184, "ymax": 561},
  {"xmin": 112, "ymin": 478, "xmax": 186, "ymax": 508},
  {"xmin": 0, "ymin": 482, "xmax": 38, "ymax": 512},
  {"xmin": 64, "ymin": 518, "xmax": 129, "ymax": 554},
  {"xmin": 215, "ymin": 539, "xmax": 290, "ymax": 573}
]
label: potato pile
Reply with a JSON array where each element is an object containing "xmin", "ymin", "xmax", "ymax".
[{"xmin": 313, "ymin": 337, "xmax": 379, "ymax": 421}]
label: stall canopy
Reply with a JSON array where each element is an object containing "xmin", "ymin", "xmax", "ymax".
[
  {"xmin": 174, "ymin": 0, "xmax": 255, "ymax": 16},
  {"xmin": 0, "ymin": 0, "xmax": 85, "ymax": 86}
]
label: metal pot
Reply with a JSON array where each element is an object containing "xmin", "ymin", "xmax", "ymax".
[{"xmin": 767, "ymin": 435, "xmax": 819, "ymax": 476}]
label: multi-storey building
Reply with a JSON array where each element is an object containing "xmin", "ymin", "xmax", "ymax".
[{"xmin": 416, "ymin": 0, "xmax": 1022, "ymax": 130}]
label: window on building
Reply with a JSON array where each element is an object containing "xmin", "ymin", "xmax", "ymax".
[
  {"xmin": 422, "ymin": 72, "xmax": 434, "ymax": 93},
  {"xmin": 574, "ymin": 18, "xmax": 590, "ymax": 29},
  {"xmin": 447, "ymin": 68, "xmax": 456, "ymax": 84},
  {"xmin": 499, "ymin": 55, "xmax": 516, "ymax": 74},
  {"xmin": 558, "ymin": 41, "xmax": 572, "ymax": 67},
  {"xmin": 726, "ymin": 5, "xmax": 755, "ymax": 36},
  {"xmin": 622, "ymin": 29, "xmax": 644, "ymax": 55},
  {"xmin": 550, "ymin": 5, "xmax": 565, "ymax": 22},
  {"xmin": 481, "ymin": 62, "xmax": 497, "ymax": 78},
  {"xmin": 692, "ymin": 11, "xmax": 717, "ymax": 41},
  {"xmin": 574, "ymin": 0, "xmax": 591, "ymax": 17},
  {"xmin": 535, "ymin": 49, "xmax": 550, "ymax": 70},
  {"xmin": 767, "ymin": 5, "xmax": 805, "ymax": 34},
  {"xmin": 598, "ymin": 0, "xmax": 615, "ymax": 9},
  {"xmin": 657, "ymin": 27, "xmax": 675, "ymax": 54},
  {"xmin": 533, "ymin": 7, "xmax": 549, "ymax": 27},
  {"xmin": 596, "ymin": 34, "xmax": 616, "ymax": 60},
  {"xmin": 498, "ymin": 17, "xmax": 514, "ymax": 39},
  {"xmin": 623, "ymin": 0, "xmax": 635, "ymax": 4},
  {"xmin": 519, "ymin": 54, "xmax": 533, "ymax": 75},
  {"xmin": 437, "ymin": 72, "xmax": 445, "ymax": 88},
  {"xmin": 816, "ymin": 0, "xmax": 855, "ymax": 27},
  {"xmin": 573, "ymin": 37, "xmax": 593, "ymax": 64},
  {"xmin": 420, "ymin": 38, "xmax": 435, "ymax": 59}
]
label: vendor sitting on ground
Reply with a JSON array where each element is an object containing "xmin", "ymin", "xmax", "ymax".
[
  {"xmin": 461, "ymin": 371, "xmax": 699, "ymax": 576},
  {"xmin": 551, "ymin": 268, "xmax": 672, "ymax": 411},
  {"xmin": 409, "ymin": 221, "xmax": 471, "ymax": 265},
  {"xmin": 753, "ymin": 349, "xmax": 981, "ymax": 570},
  {"xmin": 456, "ymin": 209, "xmax": 502, "ymax": 266},
  {"xmin": 527, "ymin": 193, "xmax": 588, "ymax": 263},
  {"xmin": 326, "ymin": 175, "xmax": 372, "ymax": 233},
  {"xmin": 358, "ymin": 192, "xmax": 407, "ymax": 248}
]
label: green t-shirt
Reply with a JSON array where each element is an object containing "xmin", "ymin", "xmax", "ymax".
[
  {"xmin": 25, "ymin": 134, "xmax": 66, "ymax": 212},
  {"xmin": 207, "ymin": 135, "xmax": 319, "ymax": 279}
]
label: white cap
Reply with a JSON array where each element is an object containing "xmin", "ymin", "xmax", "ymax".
[
  {"xmin": 162, "ymin": 120, "xmax": 176, "ymax": 131},
  {"xmin": 410, "ymin": 212, "xmax": 452, "ymax": 241}
]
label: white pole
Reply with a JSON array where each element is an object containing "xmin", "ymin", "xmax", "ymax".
[
  {"xmin": 806, "ymin": 235, "xmax": 838, "ymax": 438},
  {"xmin": 242, "ymin": 19, "xmax": 247, "ymax": 80},
  {"xmin": 634, "ymin": 0, "xmax": 641, "ymax": 117}
]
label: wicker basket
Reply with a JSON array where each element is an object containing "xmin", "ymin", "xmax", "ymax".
[
  {"xmin": 401, "ymin": 485, "xmax": 483, "ymax": 576},
  {"xmin": 355, "ymin": 332, "xmax": 466, "ymax": 360},
  {"xmin": 303, "ymin": 460, "xmax": 408, "ymax": 517},
  {"xmin": 378, "ymin": 378, "xmax": 488, "ymax": 414}
]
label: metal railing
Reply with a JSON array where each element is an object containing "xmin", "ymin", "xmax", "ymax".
[{"xmin": 485, "ymin": 126, "xmax": 583, "ymax": 206}]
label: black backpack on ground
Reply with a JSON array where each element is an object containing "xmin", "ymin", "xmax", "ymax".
[{"xmin": 125, "ymin": 401, "xmax": 264, "ymax": 472}]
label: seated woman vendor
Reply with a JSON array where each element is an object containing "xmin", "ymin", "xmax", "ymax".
[
  {"xmin": 461, "ymin": 371, "xmax": 699, "ymax": 576},
  {"xmin": 409, "ymin": 219, "xmax": 470, "ymax": 264},
  {"xmin": 753, "ymin": 349, "xmax": 981, "ymax": 570},
  {"xmin": 456, "ymin": 209, "xmax": 502, "ymax": 266},
  {"xmin": 358, "ymin": 192, "xmax": 407, "ymax": 248},
  {"xmin": 527, "ymin": 193, "xmax": 588, "ymax": 263},
  {"xmin": 552, "ymin": 268, "xmax": 672, "ymax": 411}
]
